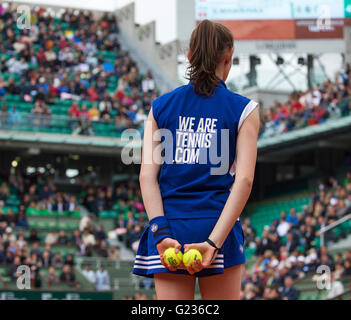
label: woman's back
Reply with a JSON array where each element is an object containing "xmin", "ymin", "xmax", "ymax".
[{"xmin": 153, "ymin": 79, "xmax": 257, "ymax": 219}]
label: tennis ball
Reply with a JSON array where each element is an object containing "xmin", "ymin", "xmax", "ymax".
[
  {"xmin": 163, "ymin": 248, "xmax": 183, "ymax": 267},
  {"xmin": 183, "ymin": 249, "xmax": 202, "ymax": 267}
]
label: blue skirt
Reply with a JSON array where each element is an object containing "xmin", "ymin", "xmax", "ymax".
[{"xmin": 132, "ymin": 218, "xmax": 245, "ymax": 278}]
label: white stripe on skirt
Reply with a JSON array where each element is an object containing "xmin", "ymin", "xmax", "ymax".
[{"xmin": 136, "ymin": 254, "xmax": 224, "ymax": 260}]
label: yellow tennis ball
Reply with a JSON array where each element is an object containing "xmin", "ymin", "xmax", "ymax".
[
  {"xmin": 163, "ymin": 248, "xmax": 183, "ymax": 267},
  {"xmin": 183, "ymin": 249, "xmax": 202, "ymax": 267}
]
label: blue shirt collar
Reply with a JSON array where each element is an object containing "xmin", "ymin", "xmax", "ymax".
[
  {"xmin": 188, "ymin": 78, "xmax": 227, "ymax": 89},
  {"xmin": 218, "ymin": 78, "xmax": 227, "ymax": 88}
]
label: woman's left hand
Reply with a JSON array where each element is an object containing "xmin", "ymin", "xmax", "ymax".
[{"xmin": 183, "ymin": 241, "xmax": 218, "ymax": 275}]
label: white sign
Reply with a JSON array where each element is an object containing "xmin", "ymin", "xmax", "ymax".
[{"xmin": 195, "ymin": 0, "xmax": 345, "ymax": 20}]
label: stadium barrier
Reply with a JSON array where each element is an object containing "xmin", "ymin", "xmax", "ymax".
[{"xmin": 319, "ymin": 213, "xmax": 351, "ymax": 247}]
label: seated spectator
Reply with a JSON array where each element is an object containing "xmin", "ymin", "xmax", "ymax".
[
  {"xmin": 95, "ymin": 225, "xmax": 107, "ymax": 241},
  {"xmin": 88, "ymin": 105, "xmax": 100, "ymax": 121},
  {"xmin": 57, "ymin": 230, "xmax": 68, "ymax": 245},
  {"xmin": 287, "ymin": 208, "xmax": 299, "ymax": 227},
  {"xmin": 342, "ymin": 259, "xmax": 351, "ymax": 277},
  {"xmin": 41, "ymin": 250, "xmax": 52, "ymax": 268},
  {"xmin": 326, "ymin": 272, "xmax": 344, "ymax": 299},
  {"xmin": 82, "ymin": 264, "xmax": 96, "ymax": 284},
  {"xmin": 64, "ymin": 253, "xmax": 75, "ymax": 267},
  {"xmin": 277, "ymin": 212, "xmax": 290, "ymax": 237},
  {"xmin": 6, "ymin": 77, "xmax": 20, "ymax": 94},
  {"xmin": 45, "ymin": 231, "xmax": 58, "ymax": 246},
  {"xmin": 52, "ymin": 252, "xmax": 64, "ymax": 269},
  {"xmin": 27, "ymin": 230, "xmax": 40, "ymax": 243},
  {"xmin": 70, "ymin": 229, "xmax": 82, "ymax": 247},
  {"xmin": 141, "ymin": 71, "xmax": 155, "ymax": 93},
  {"xmin": 95, "ymin": 265, "xmax": 110, "ymax": 291},
  {"xmin": 67, "ymin": 196, "xmax": 78, "ymax": 213},
  {"xmin": 30, "ymin": 264, "xmax": 42, "ymax": 289},
  {"xmin": 46, "ymin": 266, "xmax": 59, "ymax": 288},
  {"xmin": 97, "ymin": 240, "xmax": 108, "ymax": 258},
  {"xmin": 0, "ymin": 105, "xmax": 10, "ymax": 128},
  {"xmin": 280, "ymin": 277, "xmax": 300, "ymax": 300},
  {"xmin": 8, "ymin": 255, "xmax": 21, "ymax": 280},
  {"xmin": 285, "ymin": 232, "xmax": 299, "ymax": 253},
  {"xmin": 8, "ymin": 106, "xmax": 21, "ymax": 124},
  {"xmin": 59, "ymin": 264, "xmax": 75, "ymax": 285},
  {"xmin": 87, "ymin": 85, "xmax": 99, "ymax": 101},
  {"xmin": 108, "ymin": 246, "xmax": 120, "ymax": 261},
  {"xmin": 53, "ymin": 196, "xmax": 67, "ymax": 214},
  {"xmin": 82, "ymin": 228, "xmax": 96, "ymax": 246}
]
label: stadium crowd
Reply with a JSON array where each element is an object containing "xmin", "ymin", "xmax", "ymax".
[
  {"xmin": 0, "ymin": 4, "xmax": 350, "ymax": 139},
  {"xmin": 0, "ymin": 4, "xmax": 153, "ymax": 134},
  {"xmin": 240, "ymin": 171, "xmax": 351, "ymax": 300},
  {"xmin": 259, "ymin": 66, "xmax": 351, "ymax": 139},
  {"xmin": 0, "ymin": 169, "xmax": 147, "ymax": 290}
]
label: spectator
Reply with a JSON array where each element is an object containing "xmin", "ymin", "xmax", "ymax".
[
  {"xmin": 52, "ymin": 252, "xmax": 64, "ymax": 269},
  {"xmin": 277, "ymin": 212, "xmax": 290, "ymax": 237},
  {"xmin": 64, "ymin": 253, "xmax": 75, "ymax": 267},
  {"xmin": 27, "ymin": 230, "xmax": 40, "ymax": 243},
  {"xmin": 287, "ymin": 208, "xmax": 299, "ymax": 227},
  {"xmin": 57, "ymin": 230, "xmax": 68, "ymax": 245},
  {"xmin": 59, "ymin": 264, "xmax": 75, "ymax": 285},
  {"xmin": 46, "ymin": 266, "xmax": 59, "ymax": 288},
  {"xmin": 280, "ymin": 277, "xmax": 300, "ymax": 300},
  {"xmin": 82, "ymin": 228, "xmax": 95, "ymax": 246},
  {"xmin": 82, "ymin": 264, "xmax": 96, "ymax": 284},
  {"xmin": 108, "ymin": 246, "xmax": 121, "ymax": 261},
  {"xmin": 326, "ymin": 272, "xmax": 344, "ymax": 299},
  {"xmin": 8, "ymin": 106, "xmax": 21, "ymax": 124},
  {"xmin": 0, "ymin": 105, "xmax": 9, "ymax": 128},
  {"xmin": 95, "ymin": 265, "xmax": 110, "ymax": 291},
  {"xmin": 45, "ymin": 231, "xmax": 58, "ymax": 246}
]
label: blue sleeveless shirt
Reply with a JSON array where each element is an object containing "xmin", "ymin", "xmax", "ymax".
[{"xmin": 152, "ymin": 80, "xmax": 258, "ymax": 219}]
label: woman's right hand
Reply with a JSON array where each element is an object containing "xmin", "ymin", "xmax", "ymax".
[{"xmin": 156, "ymin": 238, "xmax": 183, "ymax": 271}]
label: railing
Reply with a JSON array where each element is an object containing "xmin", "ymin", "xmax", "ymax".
[
  {"xmin": 319, "ymin": 213, "xmax": 351, "ymax": 247},
  {"xmin": 0, "ymin": 113, "xmax": 143, "ymax": 137},
  {"xmin": 76, "ymin": 257, "xmax": 122, "ymax": 270}
]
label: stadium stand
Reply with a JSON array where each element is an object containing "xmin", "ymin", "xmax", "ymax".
[
  {"xmin": 0, "ymin": 5, "xmax": 156, "ymax": 137},
  {"xmin": 1, "ymin": 3, "xmax": 351, "ymax": 301},
  {"xmin": 0, "ymin": 4, "xmax": 350, "ymax": 141},
  {"xmin": 239, "ymin": 171, "xmax": 351, "ymax": 300},
  {"xmin": 258, "ymin": 69, "xmax": 351, "ymax": 139}
]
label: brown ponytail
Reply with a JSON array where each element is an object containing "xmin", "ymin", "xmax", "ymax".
[{"xmin": 186, "ymin": 20, "xmax": 233, "ymax": 98}]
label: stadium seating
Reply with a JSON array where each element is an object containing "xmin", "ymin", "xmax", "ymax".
[
  {"xmin": 246, "ymin": 193, "xmax": 311, "ymax": 237},
  {"xmin": 0, "ymin": 11, "xmax": 155, "ymax": 138}
]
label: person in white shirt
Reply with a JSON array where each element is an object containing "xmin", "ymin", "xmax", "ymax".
[
  {"xmin": 326, "ymin": 273, "xmax": 344, "ymax": 299},
  {"xmin": 79, "ymin": 215, "xmax": 91, "ymax": 232},
  {"xmin": 82, "ymin": 264, "xmax": 96, "ymax": 284},
  {"xmin": 82, "ymin": 229, "xmax": 96, "ymax": 246},
  {"xmin": 95, "ymin": 266, "xmax": 110, "ymax": 291},
  {"xmin": 277, "ymin": 215, "xmax": 290, "ymax": 238},
  {"xmin": 45, "ymin": 231, "xmax": 58, "ymax": 245},
  {"xmin": 141, "ymin": 72, "xmax": 155, "ymax": 93}
]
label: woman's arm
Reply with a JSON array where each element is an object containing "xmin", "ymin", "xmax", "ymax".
[
  {"xmin": 139, "ymin": 108, "xmax": 182, "ymax": 270},
  {"xmin": 139, "ymin": 108, "xmax": 164, "ymax": 220},
  {"xmin": 208, "ymin": 107, "xmax": 260, "ymax": 247}
]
